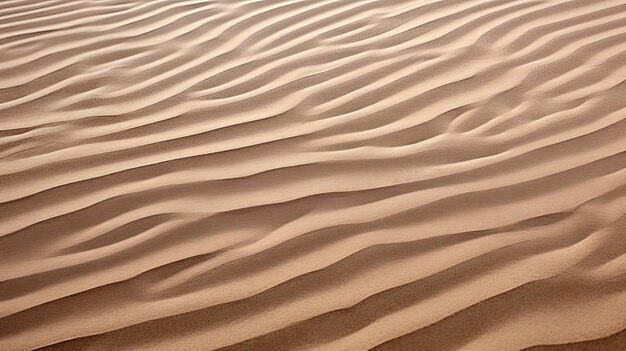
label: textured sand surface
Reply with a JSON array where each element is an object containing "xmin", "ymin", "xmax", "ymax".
[{"xmin": 1, "ymin": 0, "xmax": 626, "ymax": 350}]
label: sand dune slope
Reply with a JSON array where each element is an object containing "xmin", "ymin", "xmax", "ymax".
[{"xmin": 0, "ymin": 0, "xmax": 625, "ymax": 350}]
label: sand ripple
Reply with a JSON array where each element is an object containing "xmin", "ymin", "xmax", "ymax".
[{"xmin": 0, "ymin": 0, "xmax": 625, "ymax": 350}]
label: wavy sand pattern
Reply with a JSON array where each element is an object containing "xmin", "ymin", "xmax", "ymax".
[{"xmin": 1, "ymin": 0, "xmax": 626, "ymax": 350}]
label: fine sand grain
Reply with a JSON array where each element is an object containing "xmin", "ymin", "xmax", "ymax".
[{"xmin": 0, "ymin": 0, "xmax": 625, "ymax": 350}]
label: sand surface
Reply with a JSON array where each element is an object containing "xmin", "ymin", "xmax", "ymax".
[{"xmin": 1, "ymin": 0, "xmax": 626, "ymax": 350}]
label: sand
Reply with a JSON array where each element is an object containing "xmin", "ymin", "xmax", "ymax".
[{"xmin": 0, "ymin": 0, "xmax": 625, "ymax": 350}]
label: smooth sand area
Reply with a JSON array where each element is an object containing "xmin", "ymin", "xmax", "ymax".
[{"xmin": 0, "ymin": 0, "xmax": 625, "ymax": 350}]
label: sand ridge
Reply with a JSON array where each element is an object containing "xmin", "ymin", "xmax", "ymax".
[{"xmin": 0, "ymin": 0, "xmax": 625, "ymax": 350}]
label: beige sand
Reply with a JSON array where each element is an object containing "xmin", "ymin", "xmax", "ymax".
[{"xmin": 0, "ymin": 0, "xmax": 625, "ymax": 350}]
